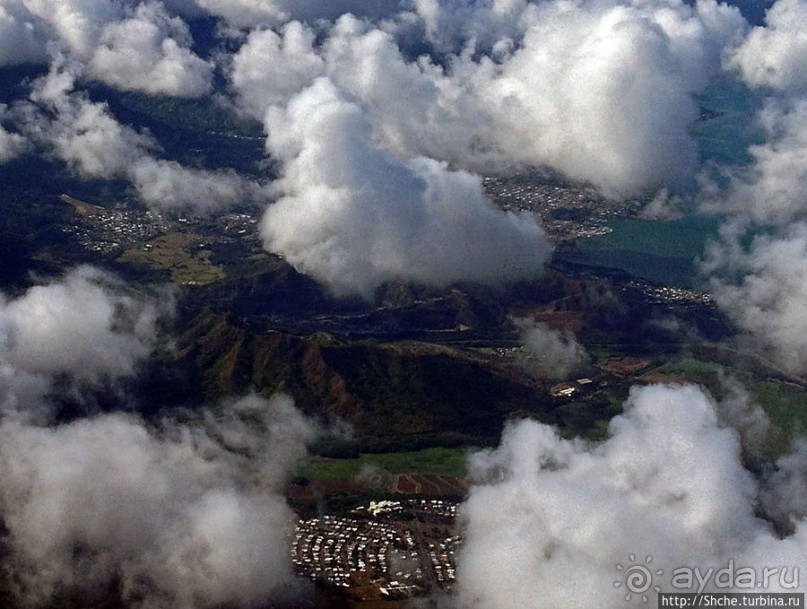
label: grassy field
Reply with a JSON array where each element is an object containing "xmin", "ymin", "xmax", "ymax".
[
  {"xmin": 752, "ymin": 380, "xmax": 807, "ymax": 446},
  {"xmin": 119, "ymin": 233, "xmax": 225, "ymax": 286},
  {"xmin": 649, "ymin": 358, "xmax": 723, "ymax": 386},
  {"xmin": 648, "ymin": 358, "xmax": 806, "ymax": 454},
  {"xmin": 297, "ymin": 446, "xmax": 470, "ymax": 481}
]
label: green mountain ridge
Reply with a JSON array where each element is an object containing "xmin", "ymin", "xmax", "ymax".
[{"xmin": 169, "ymin": 309, "xmax": 605, "ymax": 452}]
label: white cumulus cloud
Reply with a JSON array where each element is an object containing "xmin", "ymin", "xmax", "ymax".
[
  {"xmin": 0, "ymin": 266, "xmax": 172, "ymax": 384},
  {"xmin": 88, "ymin": 2, "xmax": 214, "ymax": 97},
  {"xmin": 260, "ymin": 78, "xmax": 550, "ymax": 297},
  {"xmin": 729, "ymin": 0, "xmax": 807, "ymax": 93},
  {"xmin": 229, "ymin": 0, "xmax": 745, "ymax": 197},
  {"xmin": 0, "ymin": 0, "xmax": 213, "ymax": 97},
  {"xmin": 456, "ymin": 383, "xmax": 805, "ymax": 609},
  {"xmin": 700, "ymin": 100, "xmax": 807, "ymax": 224},
  {"xmin": 702, "ymin": 220, "xmax": 807, "ymax": 375},
  {"xmin": 0, "ymin": 266, "xmax": 173, "ymax": 422},
  {"xmin": 0, "ymin": 393, "xmax": 316, "ymax": 609}
]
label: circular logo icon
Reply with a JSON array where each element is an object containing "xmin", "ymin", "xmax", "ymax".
[{"xmin": 615, "ymin": 554, "xmax": 663, "ymax": 603}]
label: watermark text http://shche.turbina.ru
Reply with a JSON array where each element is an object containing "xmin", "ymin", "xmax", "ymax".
[
  {"xmin": 659, "ymin": 593, "xmax": 803, "ymax": 608},
  {"xmin": 613, "ymin": 555, "xmax": 802, "ymax": 607}
]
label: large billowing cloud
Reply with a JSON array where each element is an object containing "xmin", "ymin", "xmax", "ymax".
[
  {"xmin": 728, "ymin": 0, "xmax": 807, "ymax": 92},
  {"xmin": 0, "ymin": 0, "xmax": 750, "ymax": 200},
  {"xmin": 260, "ymin": 78, "xmax": 550, "ymax": 297},
  {"xmin": 231, "ymin": 0, "xmax": 745, "ymax": 197},
  {"xmin": 0, "ymin": 266, "xmax": 172, "ymax": 382},
  {"xmin": 318, "ymin": 17, "xmax": 497, "ymax": 174},
  {"xmin": 702, "ymin": 104, "xmax": 807, "ymax": 374},
  {"xmin": 457, "ymin": 0, "xmax": 744, "ymax": 196},
  {"xmin": 701, "ymin": 100, "xmax": 807, "ymax": 224},
  {"xmin": 234, "ymin": 0, "xmax": 745, "ymax": 295},
  {"xmin": 0, "ymin": 393, "xmax": 316, "ymax": 609},
  {"xmin": 229, "ymin": 21, "xmax": 325, "ymax": 118},
  {"xmin": 230, "ymin": 19, "xmax": 490, "ymax": 173},
  {"xmin": 0, "ymin": 0, "xmax": 403, "ymax": 67},
  {"xmin": 87, "ymin": 2, "xmax": 213, "ymax": 97},
  {"xmin": 456, "ymin": 383, "xmax": 805, "ymax": 609},
  {"xmin": 0, "ymin": 266, "xmax": 173, "ymax": 422},
  {"xmin": 702, "ymin": 221, "xmax": 807, "ymax": 375},
  {"xmin": 0, "ymin": 0, "xmax": 212, "ymax": 97}
]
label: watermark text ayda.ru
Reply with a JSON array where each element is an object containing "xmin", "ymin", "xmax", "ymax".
[
  {"xmin": 616, "ymin": 555, "xmax": 800, "ymax": 602},
  {"xmin": 670, "ymin": 561, "xmax": 799, "ymax": 594}
]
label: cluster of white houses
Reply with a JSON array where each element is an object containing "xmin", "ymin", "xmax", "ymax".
[{"xmin": 291, "ymin": 499, "xmax": 460, "ymax": 598}]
